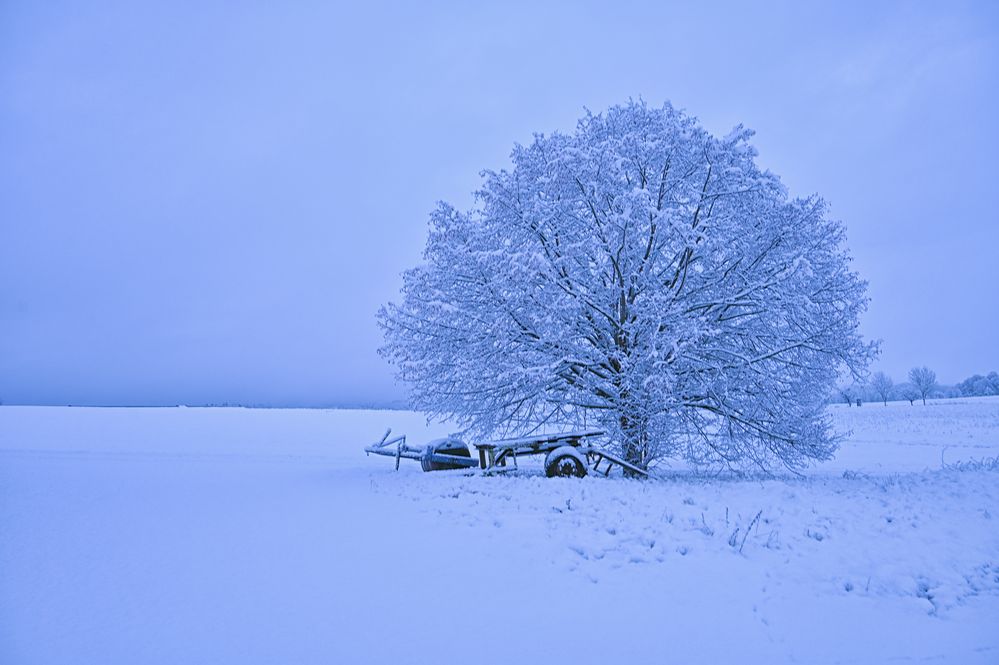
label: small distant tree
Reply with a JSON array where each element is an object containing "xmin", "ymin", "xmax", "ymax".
[
  {"xmin": 897, "ymin": 383, "xmax": 918, "ymax": 405},
  {"xmin": 836, "ymin": 385, "xmax": 855, "ymax": 407},
  {"xmin": 870, "ymin": 372, "xmax": 894, "ymax": 406},
  {"xmin": 958, "ymin": 375, "xmax": 980, "ymax": 396},
  {"xmin": 908, "ymin": 367, "xmax": 937, "ymax": 405}
]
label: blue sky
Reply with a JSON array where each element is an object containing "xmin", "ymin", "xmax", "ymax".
[{"xmin": 1, "ymin": 1, "xmax": 997, "ymax": 406}]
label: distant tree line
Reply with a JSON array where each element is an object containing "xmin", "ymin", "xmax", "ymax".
[
  {"xmin": 832, "ymin": 368, "xmax": 999, "ymax": 406},
  {"xmin": 957, "ymin": 372, "xmax": 999, "ymax": 397}
]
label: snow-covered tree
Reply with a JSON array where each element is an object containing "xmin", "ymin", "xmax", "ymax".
[
  {"xmin": 380, "ymin": 101, "xmax": 875, "ymax": 471},
  {"xmin": 870, "ymin": 372, "xmax": 894, "ymax": 406},
  {"xmin": 908, "ymin": 366, "xmax": 937, "ymax": 405},
  {"xmin": 898, "ymin": 383, "xmax": 919, "ymax": 405},
  {"xmin": 958, "ymin": 372, "xmax": 999, "ymax": 397}
]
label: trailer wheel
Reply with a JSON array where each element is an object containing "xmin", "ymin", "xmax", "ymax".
[
  {"xmin": 544, "ymin": 446, "xmax": 588, "ymax": 478},
  {"xmin": 420, "ymin": 438, "xmax": 472, "ymax": 472}
]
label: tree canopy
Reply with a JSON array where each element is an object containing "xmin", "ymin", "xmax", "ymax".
[{"xmin": 380, "ymin": 101, "xmax": 875, "ymax": 471}]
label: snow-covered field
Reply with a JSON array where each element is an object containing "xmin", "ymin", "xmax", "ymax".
[{"xmin": 2, "ymin": 398, "xmax": 998, "ymax": 664}]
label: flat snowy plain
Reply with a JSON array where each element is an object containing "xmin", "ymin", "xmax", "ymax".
[{"xmin": 2, "ymin": 398, "xmax": 998, "ymax": 664}]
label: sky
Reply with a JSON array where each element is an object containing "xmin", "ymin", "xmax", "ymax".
[{"xmin": 1, "ymin": 1, "xmax": 997, "ymax": 407}]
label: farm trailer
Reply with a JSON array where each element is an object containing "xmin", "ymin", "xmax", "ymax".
[{"xmin": 364, "ymin": 429, "xmax": 648, "ymax": 478}]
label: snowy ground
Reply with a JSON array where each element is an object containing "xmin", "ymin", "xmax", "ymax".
[{"xmin": 2, "ymin": 398, "xmax": 998, "ymax": 664}]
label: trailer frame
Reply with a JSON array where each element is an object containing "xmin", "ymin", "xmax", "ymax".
[{"xmin": 365, "ymin": 428, "xmax": 648, "ymax": 478}]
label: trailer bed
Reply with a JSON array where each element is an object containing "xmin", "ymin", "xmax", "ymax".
[{"xmin": 365, "ymin": 428, "xmax": 647, "ymax": 478}]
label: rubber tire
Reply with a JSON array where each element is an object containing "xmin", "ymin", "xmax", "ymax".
[
  {"xmin": 420, "ymin": 439, "xmax": 472, "ymax": 472},
  {"xmin": 544, "ymin": 447, "xmax": 588, "ymax": 478}
]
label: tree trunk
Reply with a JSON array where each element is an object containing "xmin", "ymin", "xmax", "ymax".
[{"xmin": 618, "ymin": 412, "xmax": 650, "ymax": 473}]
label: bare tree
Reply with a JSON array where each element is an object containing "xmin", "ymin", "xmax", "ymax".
[
  {"xmin": 381, "ymin": 101, "xmax": 875, "ymax": 471},
  {"xmin": 870, "ymin": 372, "xmax": 894, "ymax": 406},
  {"xmin": 897, "ymin": 383, "xmax": 918, "ymax": 405},
  {"xmin": 908, "ymin": 367, "xmax": 937, "ymax": 405}
]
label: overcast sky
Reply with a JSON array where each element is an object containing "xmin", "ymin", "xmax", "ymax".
[{"xmin": 2, "ymin": 1, "xmax": 997, "ymax": 407}]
